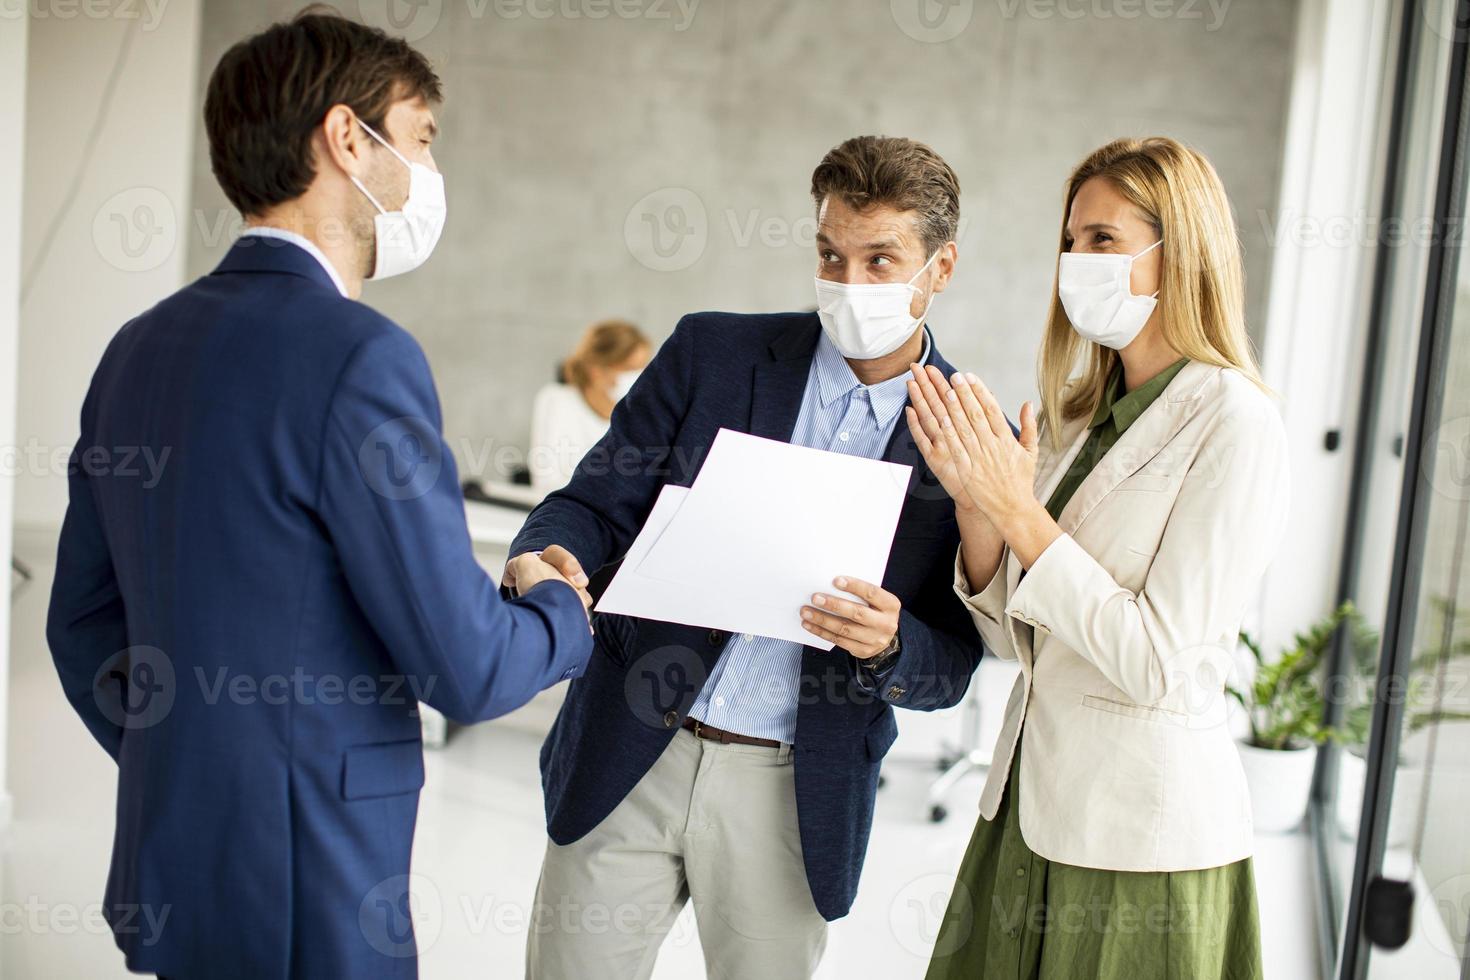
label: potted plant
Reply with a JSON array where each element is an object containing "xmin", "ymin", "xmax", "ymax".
[
  {"xmin": 1335, "ymin": 597, "xmax": 1470, "ymax": 845},
  {"xmin": 1228, "ymin": 602, "xmax": 1358, "ymax": 834}
]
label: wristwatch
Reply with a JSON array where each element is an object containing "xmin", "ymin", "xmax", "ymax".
[{"xmin": 866, "ymin": 632, "xmax": 902, "ymax": 674}]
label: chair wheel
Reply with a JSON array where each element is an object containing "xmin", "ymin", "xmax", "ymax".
[
  {"xmin": 929, "ymin": 805, "xmax": 948, "ymax": 823},
  {"xmin": 936, "ymin": 756, "xmax": 955, "ymax": 771},
  {"xmin": 878, "ymin": 774, "xmax": 887, "ymax": 790}
]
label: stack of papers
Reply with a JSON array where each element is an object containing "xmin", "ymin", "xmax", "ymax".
[{"xmin": 595, "ymin": 428, "xmax": 913, "ymax": 648}]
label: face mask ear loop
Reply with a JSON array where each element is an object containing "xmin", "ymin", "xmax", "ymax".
[
  {"xmin": 1134, "ymin": 238, "xmax": 1163, "ymax": 299},
  {"xmin": 356, "ymin": 117, "xmax": 413, "ymax": 170},
  {"xmin": 350, "ymin": 176, "xmax": 388, "ymax": 216}
]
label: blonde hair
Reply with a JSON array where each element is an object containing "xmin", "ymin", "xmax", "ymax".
[
  {"xmin": 563, "ymin": 319, "xmax": 649, "ymax": 390},
  {"xmin": 1038, "ymin": 137, "xmax": 1264, "ymax": 449}
]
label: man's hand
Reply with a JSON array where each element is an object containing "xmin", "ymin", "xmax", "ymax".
[
  {"xmin": 800, "ymin": 576, "xmax": 900, "ymax": 660},
  {"xmin": 503, "ymin": 545, "xmax": 593, "ymax": 614}
]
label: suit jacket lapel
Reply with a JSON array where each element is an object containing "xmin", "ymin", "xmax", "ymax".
[
  {"xmin": 749, "ymin": 319, "xmax": 821, "ymax": 443},
  {"xmin": 1054, "ymin": 361, "xmax": 1216, "ymax": 535}
]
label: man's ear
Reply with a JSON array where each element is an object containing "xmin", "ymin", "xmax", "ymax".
[
  {"xmin": 932, "ymin": 240, "xmax": 959, "ymax": 293},
  {"xmin": 320, "ymin": 104, "xmax": 367, "ymax": 179}
]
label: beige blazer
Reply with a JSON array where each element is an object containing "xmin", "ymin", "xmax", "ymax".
[{"xmin": 956, "ymin": 361, "xmax": 1289, "ymax": 872}]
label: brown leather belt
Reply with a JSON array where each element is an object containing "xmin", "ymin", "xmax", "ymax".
[{"xmin": 682, "ymin": 717, "xmax": 783, "ymax": 749}]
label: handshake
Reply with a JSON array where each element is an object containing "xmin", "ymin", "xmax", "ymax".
[{"xmin": 502, "ymin": 545, "xmax": 595, "ymax": 619}]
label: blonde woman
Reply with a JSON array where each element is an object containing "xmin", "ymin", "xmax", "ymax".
[
  {"xmin": 529, "ymin": 319, "xmax": 651, "ymax": 496},
  {"xmin": 911, "ymin": 137, "xmax": 1287, "ymax": 978}
]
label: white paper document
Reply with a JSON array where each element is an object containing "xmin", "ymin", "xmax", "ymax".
[{"xmin": 595, "ymin": 429, "xmax": 913, "ymax": 648}]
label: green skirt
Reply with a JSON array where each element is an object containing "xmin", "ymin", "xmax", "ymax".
[{"xmin": 925, "ymin": 746, "xmax": 1264, "ymax": 980}]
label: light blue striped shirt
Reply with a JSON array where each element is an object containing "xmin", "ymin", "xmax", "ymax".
[{"xmin": 686, "ymin": 328, "xmax": 932, "ymax": 744}]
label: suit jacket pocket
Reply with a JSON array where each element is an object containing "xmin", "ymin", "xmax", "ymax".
[
  {"xmin": 865, "ymin": 711, "xmax": 899, "ymax": 761},
  {"xmin": 1080, "ymin": 694, "xmax": 1187, "ymax": 727},
  {"xmin": 341, "ymin": 739, "xmax": 425, "ymax": 800}
]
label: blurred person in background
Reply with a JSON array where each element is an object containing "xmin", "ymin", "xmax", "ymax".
[
  {"xmin": 912, "ymin": 136, "xmax": 1284, "ymax": 980},
  {"xmin": 529, "ymin": 318, "xmax": 651, "ymax": 496}
]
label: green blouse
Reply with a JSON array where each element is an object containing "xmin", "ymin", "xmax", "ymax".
[{"xmin": 1044, "ymin": 357, "xmax": 1189, "ymax": 520}]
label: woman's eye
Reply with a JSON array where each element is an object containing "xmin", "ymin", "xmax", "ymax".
[{"xmin": 821, "ymin": 251, "xmax": 839, "ymax": 263}]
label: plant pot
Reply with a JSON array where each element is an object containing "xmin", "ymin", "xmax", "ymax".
[
  {"xmin": 1335, "ymin": 748, "xmax": 1424, "ymax": 848},
  {"xmin": 1237, "ymin": 739, "xmax": 1317, "ymax": 834}
]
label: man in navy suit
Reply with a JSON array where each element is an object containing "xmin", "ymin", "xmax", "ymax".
[
  {"xmin": 46, "ymin": 11, "xmax": 592, "ymax": 978},
  {"xmin": 512, "ymin": 136, "xmax": 989, "ymax": 979}
]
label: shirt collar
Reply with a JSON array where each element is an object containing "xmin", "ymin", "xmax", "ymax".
[
  {"xmin": 239, "ymin": 226, "xmax": 349, "ymax": 298},
  {"xmin": 812, "ymin": 327, "xmax": 933, "ymax": 429},
  {"xmin": 1090, "ymin": 357, "xmax": 1190, "ymax": 433}
]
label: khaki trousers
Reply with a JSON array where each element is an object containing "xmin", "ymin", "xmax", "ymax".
[{"xmin": 525, "ymin": 728, "xmax": 828, "ymax": 980}]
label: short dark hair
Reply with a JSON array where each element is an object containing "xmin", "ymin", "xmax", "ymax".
[
  {"xmin": 810, "ymin": 136, "xmax": 961, "ymax": 255},
  {"xmin": 204, "ymin": 7, "xmax": 443, "ymax": 217}
]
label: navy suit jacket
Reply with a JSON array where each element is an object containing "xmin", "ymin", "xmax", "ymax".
[
  {"xmin": 46, "ymin": 238, "xmax": 593, "ymax": 979},
  {"xmin": 511, "ymin": 311, "xmax": 988, "ymax": 920}
]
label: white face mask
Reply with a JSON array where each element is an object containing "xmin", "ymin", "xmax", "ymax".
[
  {"xmin": 611, "ymin": 369, "xmax": 641, "ymax": 402},
  {"xmin": 350, "ymin": 119, "xmax": 447, "ymax": 280},
  {"xmin": 813, "ymin": 248, "xmax": 941, "ymax": 360},
  {"xmin": 1057, "ymin": 239, "xmax": 1162, "ymax": 350}
]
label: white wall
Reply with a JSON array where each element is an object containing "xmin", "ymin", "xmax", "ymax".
[
  {"xmin": 187, "ymin": 0, "xmax": 1300, "ymax": 489},
  {"xmin": 0, "ymin": 11, "xmax": 31, "ymax": 828},
  {"xmin": 14, "ymin": 0, "xmax": 201, "ymax": 530},
  {"xmin": 1257, "ymin": 0, "xmax": 1396, "ymax": 648}
]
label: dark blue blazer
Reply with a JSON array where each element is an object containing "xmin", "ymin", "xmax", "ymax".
[
  {"xmin": 46, "ymin": 238, "xmax": 593, "ymax": 979},
  {"xmin": 511, "ymin": 312, "xmax": 987, "ymax": 920}
]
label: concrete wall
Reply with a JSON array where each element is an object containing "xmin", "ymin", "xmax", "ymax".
[
  {"xmin": 13, "ymin": 0, "xmax": 201, "ymax": 529},
  {"xmin": 186, "ymin": 0, "xmax": 1299, "ymax": 485},
  {"xmin": 0, "ymin": 10, "xmax": 31, "ymax": 827}
]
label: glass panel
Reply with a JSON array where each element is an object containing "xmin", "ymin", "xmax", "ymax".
[
  {"xmin": 1361, "ymin": 194, "xmax": 1470, "ymax": 977},
  {"xmin": 1324, "ymin": 8, "xmax": 1454, "ymax": 952}
]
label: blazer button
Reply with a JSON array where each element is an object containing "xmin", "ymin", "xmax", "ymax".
[
  {"xmin": 707, "ymin": 629, "xmax": 724, "ymax": 645},
  {"xmin": 663, "ymin": 710, "xmax": 679, "ymax": 728}
]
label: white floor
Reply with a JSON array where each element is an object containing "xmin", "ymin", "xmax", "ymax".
[{"xmin": 1, "ymin": 528, "xmax": 1319, "ymax": 979}]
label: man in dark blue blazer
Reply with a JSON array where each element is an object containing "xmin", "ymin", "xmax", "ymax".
[
  {"xmin": 515, "ymin": 137, "xmax": 990, "ymax": 978},
  {"xmin": 46, "ymin": 12, "xmax": 591, "ymax": 979}
]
